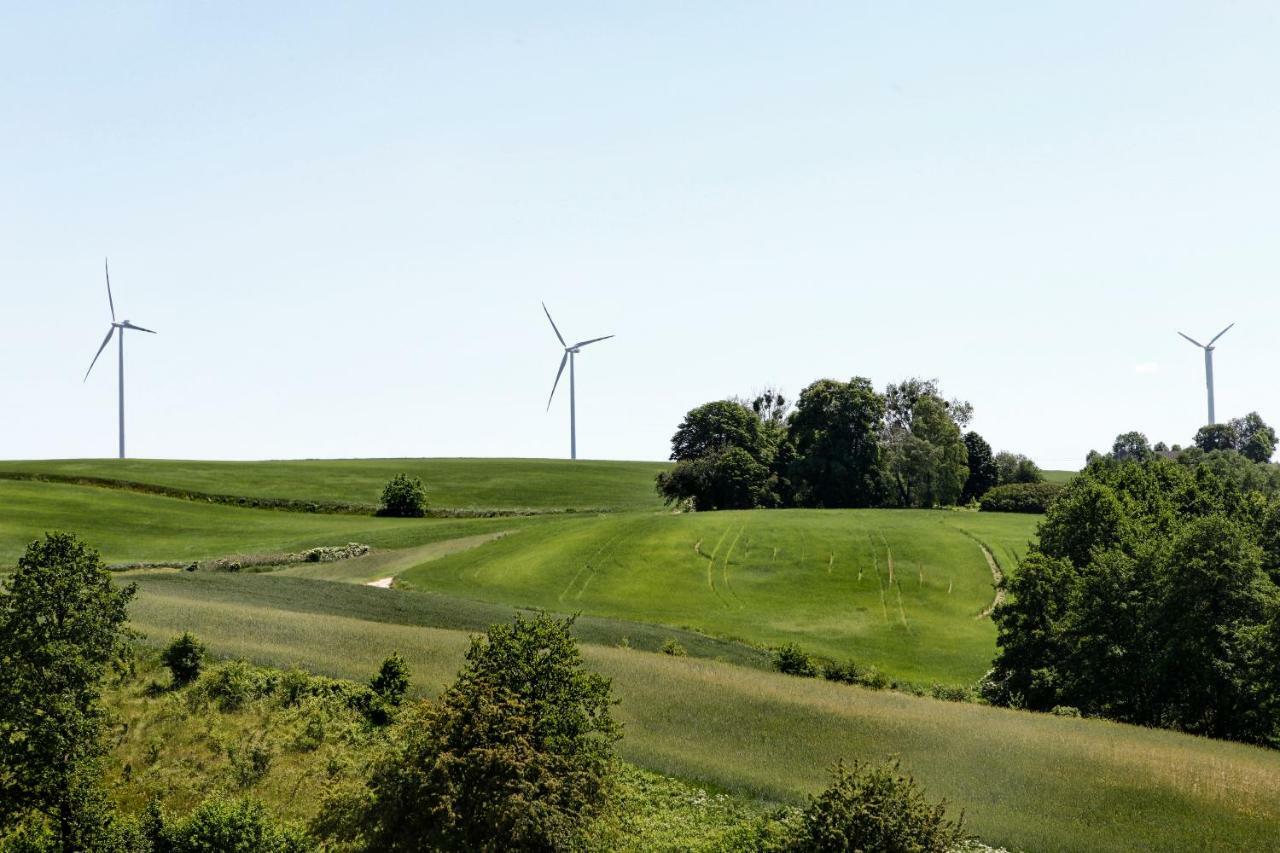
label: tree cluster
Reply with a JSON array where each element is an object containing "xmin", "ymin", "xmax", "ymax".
[
  {"xmin": 657, "ymin": 379, "xmax": 1038, "ymax": 511},
  {"xmin": 985, "ymin": 454, "xmax": 1280, "ymax": 747}
]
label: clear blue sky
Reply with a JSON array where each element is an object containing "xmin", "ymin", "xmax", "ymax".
[{"xmin": 3, "ymin": 3, "xmax": 1278, "ymax": 466}]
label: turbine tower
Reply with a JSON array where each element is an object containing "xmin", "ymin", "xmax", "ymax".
[
  {"xmin": 84, "ymin": 259, "xmax": 157, "ymax": 458},
  {"xmin": 1178, "ymin": 323, "xmax": 1233, "ymax": 425},
  {"xmin": 542, "ymin": 302, "xmax": 613, "ymax": 460}
]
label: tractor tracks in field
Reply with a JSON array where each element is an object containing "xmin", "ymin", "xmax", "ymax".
[{"xmin": 943, "ymin": 525, "xmax": 1006, "ymax": 619}]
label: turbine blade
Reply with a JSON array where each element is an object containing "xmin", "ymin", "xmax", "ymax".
[
  {"xmin": 1208, "ymin": 323, "xmax": 1235, "ymax": 346},
  {"xmin": 546, "ymin": 352, "xmax": 568, "ymax": 411},
  {"xmin": 572, "ymin": 334, "xmax": 614, "ymax": 349},
  {"xmin": 1177, "ymin": 332, "xmax": 1205, "ymax": 348},
  {"xmin": 84, "ymin": 326, "xmax": 115, "ymax": 381},
  {"xmin": 122, "ymin": 321, "xmax": 157, "ymax": 334},
  {"xmin": 105, "ymin": 258, "xmax": 116, "ymax": 322},
  {"xmin": 542, "ymin": 302, "xmax": 566, "ymax": 347}
]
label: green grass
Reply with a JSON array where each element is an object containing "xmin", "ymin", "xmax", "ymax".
[
  {"xmin": 398, "ymin": 508, "xmax": 1039, "ymax": 685},
  {"xmin": 0, "ymin": 457, "xmax": 670, "ymax": 512},
  {"xmin": 0, "ymin": 479, "xmax": 526, "ymax": 565},
  {"xmin": 1041, "ymin": 469, "xmax": 1076, "ymax": 484},
  {"xmin": 123, "ymin": 573, "xmax": 1280, "ymax": 853}
]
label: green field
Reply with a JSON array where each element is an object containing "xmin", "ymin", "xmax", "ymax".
[
  {"xmin": 122, "ymin": 569, "xmax": 1280, "ymax": 853},
  {"xmin": 0, "ymin": 478, "xmax": 526, "ymax": 565},
  {"xmin": 7, "ymin": 457, "xmax": 1277, "ymax": 851},
  {"xmin": 0, "ymin": 457, "xmax": 669, "ymax": 512},
  {"xmin": 399, "ymin": 508, "xmax": 1037, "ymax": 684},
  {"xmin": 1041, "ymin": 469, "xmax": 1076, "ymax": 484}
]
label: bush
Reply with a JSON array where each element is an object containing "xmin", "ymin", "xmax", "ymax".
[
  {"xmin": 978, "ymin": 482, "xmax": 1064, "ymax": 513},
  {"xmin": 929, "ymin": 683, "xmax": 973, "ymax": 703},
  {"xmin": 319, "ymin": 613, "xmax": 621, "ymax": 851},
  {"xmin": 159, "ymin": 796, "xmax": 313, "ymax": 852},
  {"xmin": 661, "ymin": 638, "xmax": 687, "ymax": 657},
  {"xmin": 1051, "ymin": 705, "xmax": 1082, "ymax": 718},
  {"xmin": 161, "ymin": 632, "xmax": 206, "ymax": 687},
  {"xmin": 784, "ymin": 759, "xmax": 967, "ymax": 852},
  {"xmin": 377, "ymin": 474, "xmax": 428, "ymax": 518},
  {"xmin": 822, "ymin": 660, "xmax": 860, "ymax": 684},
  {"xmin": 229, "ymin": 741, "xmax": 275, "ymax": 788},
  {"xmin": 369, "ymin": 653, "xmax": 410, "ymax": 706},
  {"xmin": 773, "ymin": 643, "xmax": 818, "ymax": 677},
  {"xmin": 203, "ymin": 660, "xmax": 269, "ymax": 712}
]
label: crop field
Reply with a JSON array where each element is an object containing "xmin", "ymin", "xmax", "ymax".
[
  {"xmin": 0, "ymin": 478, "xmax": 526, "ymax": 565},
  {"xmin": 0, "ymin": 457, "xmax": 669, "ymax": 512},
  {"xmin": 9, "ymin": 459, "xmax": 1271, "ymax": 851},
  {"xmin": 399, "ymin": 508, "xmax": 1038, "ymax": 684},
  {"xmin": 122, "ymin": 570, "xmax": 1280, "ymax": 853}
]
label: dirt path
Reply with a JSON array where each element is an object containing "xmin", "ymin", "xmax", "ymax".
[{"xmin": 976, "ymin": 542, "xmax": 1004, "ymax": 619}]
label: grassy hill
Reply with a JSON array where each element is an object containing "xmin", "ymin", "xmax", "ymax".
[
  {"xmin": 398, "ymin": 508, "xmax": 1037, "ymax": 685},
  {"xmin": 123, "ymin": 570, "xmax": 1280, "ymax": 853},
  {"xmin": 0, "ymin": 478, "xmax": 527, "ymax": 565},
  {"xmin": 0, "ymin": 457, "xmax": 670, "ymax": 512}
]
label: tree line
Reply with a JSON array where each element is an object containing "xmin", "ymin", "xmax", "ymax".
[{"xmin": 656, "ymin": 378, "xmax": 1042, "ymax": 511}]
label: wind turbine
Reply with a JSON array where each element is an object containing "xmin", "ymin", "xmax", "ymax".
[
  {"xmin": 542, "ymin": 302, "xmax": 613, "ymax": 460},
  {"xmin": 1178, "ymin": 323, "xmax": 1233, "ymax": 425},
  {"xmin": 84, "ymin": 259, "xmax": 156, "ymax": 458}
]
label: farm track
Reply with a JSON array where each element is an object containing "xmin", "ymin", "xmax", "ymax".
[{"xmin": 975, "ymin": 542, "xmax": 1004, "ymax": 619}]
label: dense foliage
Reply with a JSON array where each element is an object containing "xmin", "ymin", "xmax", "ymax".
[
  {"xmin": 376, "ymin": 474, "xmax": 428, "ymax": 518},
  {"xmin": 0, "ymin": 533, "xmax": 137, "ymax": 850},
  {"xmin": 161, "ymin": 632, "xmax": 206, "ymax": 687},
  {"xmin": 324, "ymin": 612, "xmax": 620, "ymax": 851},
  {"xmin": 985, "ymin": 455, "xmax": 1280, "ymax": 746},
  {"xmin": 658, "ymin": 377, "xmax": 1037, "ymax": 511},
  {"xmin": 780, "ymin": 760, "xmax": 967, "ymax": 853},
  {"xmin": 978, "ymin": 482, "xmax": 1065, "ymax": 514}
]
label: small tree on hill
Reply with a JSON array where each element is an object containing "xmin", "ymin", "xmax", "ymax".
[
  {"xmin": 785, "ymin": 759, "xmax": 967, "ymax": 853},
  {"xmin": 323, "ymin": 612, "xmax": 620, "ymax": 851},
  {"xmin": 162, "ymin": 632, "xmax": 207, "ymax": 687},
  {"xmin": 0, "ymin": 532, "xmax": 137, "ymax": 850},
  {"xmin": 377, "ymin": 474, "xmax": 427, "ymax": 518},
  {"xmin": 369, "ymin": 652, "xmax": 410, "ymax": 706},
  {"xmin": 1194, "ymin": 423, "xmax": 1238, "ymax": 453},
  {"xmin": 960, "ymin": 432, "xmax": 999, "ymax": 503},
  {"xmin": 1111, "ymin": 431, "xmax": 1153, "ymax": 462}
]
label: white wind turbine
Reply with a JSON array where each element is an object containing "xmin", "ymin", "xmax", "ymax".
[
  {"xmin": 84, "ymin": 259, "xmax": 157, "ymax": 458},
  {"xmin": 542, "ymin": 303, "xmax": 613, "ymax": 460},
  {"xmin": 1178, "ymin": 323, "xmax": 1233, "ymax": 425}
]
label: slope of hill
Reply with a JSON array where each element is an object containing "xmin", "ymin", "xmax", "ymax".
[
  {"xmin": 123, "ymin": 571, "xmax": 1280, "ymax": 853},
  {"xmin": 0, "ymin": 457, "xmax": 670, "ymax": 512},
  {"xmin": 398, "ymin": 508, "xmax": 1037, "ymax": 685}
]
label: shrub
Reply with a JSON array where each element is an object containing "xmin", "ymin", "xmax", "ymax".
[
  {"xmin": 161, "ymin": 796, "xmax": 313, "ymax": 852},
  {"xmin": 369, "ymin": 653, "xmax": 410, "ymax": 706},
  {"xmin": 978, "ymin": 482, "xmax": 1064, "ymax": 513},
  {"xmin": 161, "ymin": 632, "xmax": 206, "ymax": 687},
  {"xmin": 204, "ymin": 660, "xmax": 268, "ymax": 712},
  {"xmin": 785, "ymin": 759, "xmax": 967, "ymax": 853},
  {"xmin": 857, "ymin": 667, "xmax": 890, "ymax": 690},
  {"xmin": 229, "ymin": 741, "xmax": 275, "ymax": 788},
  {"xmin": 318, "ymin": 612, "xmax": 620, "ymax": 851},
  {"xmin": 929, "ymin": 683, "xmax": 972, "ymax": 703},
  {"xmin": 661, "ymin": 638, "xmax": 688, "ymax": 657},
  {"xmin": 1051, "ymin": 705, "xmax": 1082, "ymax": 718},
  {"xmin": 377, "ymin": 474, "xmax": 427, "ymax": 518},
  {"xmin": 774, "ymin": 643, "xmax": 818, "ymax": 677},
  {"xmin": 822, "ymin": 660, "xmax": 860, "ymax": 684}
]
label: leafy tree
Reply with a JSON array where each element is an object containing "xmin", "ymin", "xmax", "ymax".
[
  {"xmin": 657, "ymin": 446, "xmax": 774, "ymax": 511},
  {"xmin": 324, "ymin": 613, "xmax": 620, "ymax": 851},
  {"xmin": 1111, "ymin": 431, "xmax": 1153, "ymax": 462},
  {"xmin": 667, "ymin": 400, "xmax": 771, "ymax": 465},
  {"xmin": 883, "ymin": 378, "xmax": 973, "ymax": 432},
  {"xmin": 1194, "ymin": 423, "xmax": 1239, "ymax": 453},
  {"xmin": 377, "ymin": 474, "xmax": 427, "ymax": 518},
  {"xmin": 994, "ymin": 452, "xmax": 1043, "ymax": 485},
  {"xmin": 161, "ymin": 632, "xmax": 206, "ymax": 687},
  {"xmin": 784, "ymin": 759, "xmax": 967, "ymax": 853},
  {"xmin": 1230, "ymin": 412, "xmax": 1278, "ymax": 463},
  {"xmin": 369, "ymin": 653, "xmax": 410, "ymax": 706},
  {"xmin": 0, "ymin": 533, "xmax": 137, "ymax": 850},
  {"xmin": 881, "ymin": 396, "xmax": 969, "ymax": 508},
  {"xmin": 960, "ymin": 432, "xmax": 999, "ymax": 503},
  {"xmin": 788, "ymin": 378, "xmax": 885, "ymax": 508}
]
